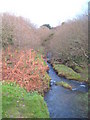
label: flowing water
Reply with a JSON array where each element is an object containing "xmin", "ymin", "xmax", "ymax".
[{"xmin": 44, "ymin": 62, "xmax": 88, "ymax": 118}]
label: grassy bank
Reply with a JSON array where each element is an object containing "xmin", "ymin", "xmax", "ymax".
[
  {"xmin": 53, "ymin": 63, "xmax": 87, "ymax": 82},
  {"xmin": 2, "ymin": 82, "xmax": 50, "ymax": 118},
  {"xmin": 55, "ymin": 81, "xmax": 72, "ymax": 90}
]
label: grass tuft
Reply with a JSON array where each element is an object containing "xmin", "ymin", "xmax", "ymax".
[
  {"xmin": 55, "ymin": 81, "xmax": 72, "ymax": 90},
  {"xmin": 53, "ymin": 64, "xmax": 83, "ymax": 81}
]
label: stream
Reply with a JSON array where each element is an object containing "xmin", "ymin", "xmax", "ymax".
[{"xmin": 44, "ymin": 62, "xmax": 88, "ymax": 118}]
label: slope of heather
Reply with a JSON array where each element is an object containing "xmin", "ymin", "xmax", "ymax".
[{"xmin": 2, "ymin": 47, "xmax": 50, "ymax": 94}]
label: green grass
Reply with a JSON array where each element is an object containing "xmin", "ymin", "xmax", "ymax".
[
  {"xmin": 43, "ymin": 72, "xmax": 51, "ymax": 88},
  {"xmin": 55, "ymin": 81, "xmax": 72, "ymax": 90},
  {"xmin": 53, "ymin": 64, "xmax": 82, "ymax": 81},
  {"xmin": 0, "ymin": 82, "xmax": 2, "ymax": 119},
  {"xmin": 2, "ymin": 82, "xmax": 50, "ymax": 118},
  {"xmin": 73, "ymin": 65, "xmax": 83, "ymax": 73},
  {"xmin": 73, "ymin": 65, "xmax": 88, "ymax": 83},
  {"xmin": 35, "ymin": 52, "xmax": 47, "ymax": 66}
]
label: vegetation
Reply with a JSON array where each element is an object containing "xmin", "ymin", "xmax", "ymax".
[
  {"xmin": 53, "ymin": 64, "xmax": 83, "ymax": 81},
  {"xmin": 2, "ymin": 47, "xmax": 51, "ymax": 94},
  {"xmin": 51, "ymin": 15, "xmax": 88, "ymax": 66},
  {"xmin": 2, "ymin": 13, "xmax": 88, "ymax": 69},
  {"xmin": 2, "ymin": 82, "xmax": 50, "ymax": 118},
  {"xmin": 72, "ymin": 65, "xmax": 83, "ymax": 73},
  {"xmin": 2, "ymin": 13, "xmax": 41, "ymax": 49},
  {"xmin": 1, "ymin": 12, "xmax": 88, "ymax": 118},
  {"xmin": 42, "ymin": 24, "xmax": 52, "ymax": 29},
  {"xmin": 53, "ymin": 62, "xmax": 88, "ymax": 82},
  {"xmin": 55, "ymin": 81, "xmax": 72, "ymax": 90}
]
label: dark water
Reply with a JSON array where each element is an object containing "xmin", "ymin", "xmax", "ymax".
[{"xmin": 44, "ymin": 63, "xmax": 88, "ymax": 118}]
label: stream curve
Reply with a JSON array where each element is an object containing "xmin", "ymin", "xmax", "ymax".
[{"xmin": 44, "ymin": 62, "xmax": 88, "ymax": 118}]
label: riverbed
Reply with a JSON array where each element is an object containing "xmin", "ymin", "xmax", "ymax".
[{"xmin": 44, "ymin": 62, "xmax": 88, "ymax": 118}]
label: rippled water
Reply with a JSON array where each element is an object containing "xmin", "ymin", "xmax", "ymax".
[{"xmin": 44, "ymin": 63, "xmax": 88, "ymax": 118}]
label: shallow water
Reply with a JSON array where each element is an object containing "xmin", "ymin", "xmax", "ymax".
[{"xmin": 44, "ymin": 63, "xmax": 88, "ymax": 118}]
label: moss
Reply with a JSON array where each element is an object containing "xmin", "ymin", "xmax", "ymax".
[
  {"xmin": 73, "ymin": 65, "xmax": 88, "ymax": 83},
  {"xmin": 35, "ymin": 52, "xmax": 47, "ymax": 66},
  {"xmin": 43, "ymin": 72, "xmax": 51, "ymax": 89},
  {"xmin": 2, "ymin": 82, "xmax": 50, "ymax": 118},
  {"xmin": 55, "ymin": 81, "xmax": 72, "ymax": 90},
  {"xmin": 53, "ymin": 64, "xmax": 83, "ymax": 81},
  {"xmin": 73, "ymin": 65, "xmax": 83, "ymax": 73},
  {"xmin": 80, "ymin": 66, "xmax": 88, "ymax": 82}
]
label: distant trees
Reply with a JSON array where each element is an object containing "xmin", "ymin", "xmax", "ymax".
[
  {"xmin": 42, "ymin": 24, "xmax": 52, "ymax": 29},
  {"xmin": 2, "ymin": 13, "xmax": 15, "ymax": 48},
  {"xmin": 2, "ymin": 13, "xmax": 41, "ymax": 50}
]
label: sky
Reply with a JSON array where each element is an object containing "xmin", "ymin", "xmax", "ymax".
[{"xmin": 0, "ymin": 0, "xmax": 89, "ymax": 27}]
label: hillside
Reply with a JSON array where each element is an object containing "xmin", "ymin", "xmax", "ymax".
[{"xmin": 41, "ymin": 15, "xmax": 88, "ymax": 66}]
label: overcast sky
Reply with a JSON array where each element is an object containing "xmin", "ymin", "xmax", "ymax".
[{"xmin": 0, "ymin": 0, "xmax": 89, "ymax": 27}]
